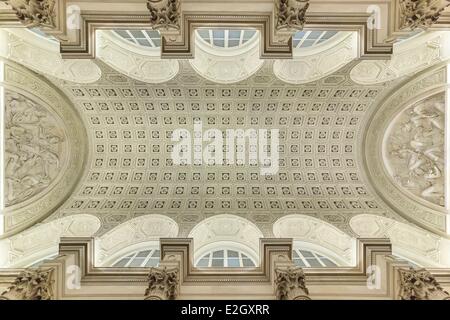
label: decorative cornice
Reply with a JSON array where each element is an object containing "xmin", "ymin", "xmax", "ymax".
[
  {"xmin": 1, "ymin": 268, "xmax": 54, "ymax": 300},
  {"xmin": 274, "ymin": 0, "xmax": 309, "ymax": 31},
  {"xmin": 398, "ymin": 268, "xmax": 450, "ymax": 300},
  {"xmin": 274, "ymin": 266, "xmax": 310, "ymax": 300},
  {"xmin": 147, "ymin": 0, "xmax": 180, "ymax": 31},
  {"xmin": 2, "ymin": 0, "xmax": 56, "ymax": 28},
  {"xmin": 144, "ymin": 267, "xmax": 179, "ymax": 300},
  {"xmin": 399, "ymin": 0, "xmax": 450, "ymax": 30}
]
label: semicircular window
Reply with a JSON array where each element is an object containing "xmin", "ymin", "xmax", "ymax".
[
  {"xmin": 196, "ymin": 249, "xmax": 256, "ymax": 267},
  {"xmin": 196, "ymin": 29, "xmax": 258, "ymax": 48},
  {"xmin": 292, "ymin": 249, "xmax": 337, "ymax": 267},
  {"xmin": 293, "ymin": 30, "xmax": 338, "ymax": 48},
  {"xmin": 29, "ymin": 27, "xmax": 58, "ymax": 42},
  {"xmin": 112, "ymin": 249, "xmax": 160, "ymax": 267},
  {"xmin": 113, "ymin": 30, "xmax": 161, "ymax": 48}
]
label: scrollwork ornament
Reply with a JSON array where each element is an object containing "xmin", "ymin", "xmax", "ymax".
[
  {"xmin": 274, "ymin": 266, "xmax": 310, "ymax": 300},
  {"xmin": 399, "ymin": 0, "xmax": 450, "ymax": 30},
  {"xmin": 3, "ymin": 0, "xmax": 56, "ymax": 28},
  {"xmin": 144, "ymin": 267, "xmax": 179, "ymax": 300},
  {"xmin": 146, "ymin": 0, "xmax": 180, "ymax": 30},
  {"xmin": 398, "ymin": 268, "xmax": 450, "ymax": 300},
  {"xmin": 275, "ymin": 0, "xmax": 310, "ymax": 31},
  {"xmin": 1, "ymin": 268, "xmax": 54, "ymax": 300}
]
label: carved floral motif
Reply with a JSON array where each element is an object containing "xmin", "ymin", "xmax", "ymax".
[
  {"xmin": 1, "ymin": 269, "xmax": 54, "ymax": 300},
  {"xmin": 4, "ymin": 0, "xmax": 56, "ymax": 28},
  {"xmin": 274, "ymin": 266, "xmax": 309, "ymax": 300},
  {"xmin": 145, "ymin": 267, "xmax": 179, "ymax": 300},
  {"xmin": 398, "ymin": 268, "xmax": 450, "ymax": 300},
  {"xmin": 4, "ymin": 92, "xmax": 65, "ymax": 206},
  {"xmin": 384, "ymin": 93, "xmax": 445, "ymax": 206},
  {"xmin": 399, "ymin": 0, "xmax": 450, "ymax": 30},
  {"xmin": 275, "ymin": 0, "xmax": 309, "ymax": 31},
  {"xmin": 146, "ymin": 0, "xmax": 180, "ymax": 30}
]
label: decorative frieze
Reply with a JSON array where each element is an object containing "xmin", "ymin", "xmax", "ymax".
[
  {"xmin": 274, "ymin": 266, "xmax": 310, "ymax": 300},
  {"xmin": 2, "ymin": 0, "xmax": 56, "ymax": 28},
  {"xmin": 398, "ymin": 268, "xmax": 450, "ymax": 300},
  {"xmin": 1, "ymin": 269, "xmax": 54, "ymax": 300},
  {"xmin": 275, "ymin": 0, "xmax": 309, "ymax": 31},
  {"xmin": 399, "ymin": 0, "xmax": 450, "ymax": 30},
  {"xmin": 146, "ymin": 0, "xmax": 180, "ymax": 30},
  {"xmin": 145, "ymin": 267, "xmax": 179, "ymax": 300}
]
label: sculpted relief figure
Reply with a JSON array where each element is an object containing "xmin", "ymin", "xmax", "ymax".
[
  {"xmin": 147, "ymin": 0, "xmax": 180, "ymax": 30},
  {"xmin": 275, "ymin": 0, "xmax": 310, "ymax": 31},
  {"xmin": 4, "ymin": 92, "xmax": 65, "ymax": 206},
  {"xmin": 385, "ymin": 93, "xmax": 445, "ymax": 206}
]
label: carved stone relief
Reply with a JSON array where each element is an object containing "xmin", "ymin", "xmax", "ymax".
[
  {"xmin": 398, "ymin": 268, "xmax": 450, "ymax": 300},
  {"xmin": 1, "ymin": 268, "xmax": 54, "ymax": 300},
  {"xmin": 384, "ymin": 93, "xmax": 445, "ymax": 206},
  {"xmin": 274, "ymin": 266, "xmax": 309, "ymax": 300},
  {"xmin": 3, "ymin": 0, "xmax": 56, "ymax": 28},
  {"xmin": 147, "ymin": 0, "xmax": 180, "ymax": 30},
  {"xmin": 145, "ymin": 267, "xmax": 179, "ymax": 300},
  {"xmin": 4, "ymin": 91, "xmax": 65, "ymax": 206},
  {"xmin": 275, "ymin": 0, "xmax": 309, "ymax": 31},
  {"xmin": 399, "ymin": 0, "xmax": 450, "ymax": 30}
]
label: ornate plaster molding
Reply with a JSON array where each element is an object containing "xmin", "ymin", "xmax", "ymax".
[
  {"xmin": 362, "ymin": 64, "xmax": 448, "ymax": 235},
  {"xmin": 349, "ymin": 214, "xmax": 446, "ymax": 267},
  {"xmin": 96, "ymin": 30, "xmax": 179, "ymax": 84},
  {"xmin": 1, "ymin": 268, "xmax": 54, "ymax": 300},
  {"xmin": 274, "ymin": 266, "xmax": 310, "ymax": 300},
  {"xmin": 1, "ymin": 60, "xmax": 88, "ymax": 238},
  {"xmin": 350, "ymin": 31, "xmax": 449, "ymax": 85},
  {"xmin": 189, "ymin": 30, "xmax": 264, "ymax": 84},
  {"xmin": 0, "ymin": 28, "xmax": 102, "ymax": 83},
  {"xmin": 0, "ymin": 215, "xmax": 100, "ymax": 268},
  {"xmin": 144, "ymin": 266, "xmax": 179, "ymax": 300},
  {"xmin": 96, "ymin": 215, "xmax": 179, "ymax": 265},
  {"xmin": 273, "ymin": 31, "xmax": 357, "ymax": 84},
  {"xmin": 398, "ymin": 267, "xmax": 450, "ymax": 299},
  {"xmin": 399, "ymin": 0, "xmax": 450, "ymax": 30},
  {"xmin": 273, "ymin": 215, "xmax": 355, "ymax": 265}
]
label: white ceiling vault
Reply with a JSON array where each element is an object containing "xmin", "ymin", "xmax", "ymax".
[
  {"xmin": 39, "ymin": 57, "xmax": 403, "ymax": 237},
  {"xmin": 1, "ymin": 25, "xmax": 450, "ymax": 268}
]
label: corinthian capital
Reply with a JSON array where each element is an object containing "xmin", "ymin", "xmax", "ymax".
[
  {"xmin": 2, "ymin": 0, "xmax": 56, "ymax": 28},
  {"xmin": 144, "ymin": 267, "xmax": 179, "ymax": 300},
  {"xmin": 275, "ymin": 0, "xmax": 309, "ymax": 31},
  {"xmin": 398, "ymin": 268, "xmax": 450, "ymax": 300},
  {"xmin": 399, "ymin": 0, "xmax": 450, "ymax": 30},
  {"xmin": 1, "ymin": 268, "xmax": 54, "ymax": 300},
  {"xmin": 146, "ymin": 0, "xmax": 180, "ymax": 31},
  {"xmin": 274, "ymin": 266, "xmax": 310, "ymax": 300}
]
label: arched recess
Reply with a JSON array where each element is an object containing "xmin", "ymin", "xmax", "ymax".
[
  {"xmin": 350, "ymin": 214, "xmax": 450, "ymax": 267},
  {"xmin": 96, "ymin": 30, "xmax": 179, "ymax": 84},
  {"xmin": 273, "ymin": 215, "xmax": 356, "ymax": 266},
  {"xmin": 350, "ymin": 31, "xmax": 450, "ymax": 85},
  {"xmin": 1, "ymin": 60, "xmax": 88, "ymax": 238},
  {"xmin": 273, "ymin": 32, "xmax": 358, "ymax": 84},
  {"xmin": 96, "ymin": 214, "xmax": 179, "ymax": 266},
  {"xmin": 0, "ymin": 28, "xmax": 101, "ymax": 83},
  {"xmin": 188, "ymin": 214, "xmax": 264, "ymax": 264},
  {"xmin": 0, "ymin": 214, "xmax": 100, "ymax": 268},
  {"xmin": 189, "ymin": 29, "xmax": 264, "ymax": 84}
]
